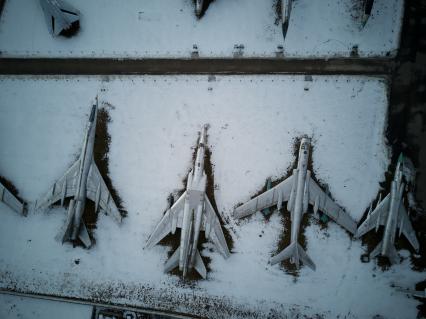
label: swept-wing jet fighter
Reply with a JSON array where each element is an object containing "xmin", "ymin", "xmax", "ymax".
[
  {"xmin": 356, "ymin": 154, "xmax": 419, "ymax": 264},
  {"xmin": 281, "ymin": 0, "xmax": 293, "ymax": 39},
  {"xmin": 195, "ymin": 0, "xmax": 204, "ymax": 18},
  {"xmin": 234, "ymin": 137, "xmax": 357, "ymax": 270},
  {"xmin": 36, "ymin": 100, "xmax": 122, "ymax": 248},
  {"xmin": 146, "ymin": 125, "xmax": 230, "ymax": 278},
  {"xmin": 39, "ymin": 0, "xmax": 80, "ymax": 37},
  {"xmin": 0, "ymin": 181, "xmax": 24, "ymax": 214}
]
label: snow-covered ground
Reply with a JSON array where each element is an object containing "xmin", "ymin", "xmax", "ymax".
[
  {"xmin": 0, "ymin": 0, "xmax": 403, "ymax": 58},
  {"xmin": 0, "ymin": 294, "xmax": 92, "ymax": 319},
  {"xmin": 0, "ymin": 75, "xmax": 422, "ymax": 318}
]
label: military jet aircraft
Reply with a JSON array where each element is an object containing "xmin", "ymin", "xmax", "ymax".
[
  {"xmin": 146, "ymin": 125, "xmax": 230, "ymax": 278},
  {"xmin": 356, "ymin": 154, "xmax": 419, "ymax": 264},
  {"xmin": 36, "ymin": 100, "xmax": 122, "ymax": 248},
  {"xmin": 39, "ymin": 0, "xmax": 80, "ymax": 37},
  {"xmin": 234, "ymin": 137, "xmax": 357, "ymax": 270},
  {"xmin": 281, "ymin": 0, "xmax": 293, "ymax": 39},
  {"xmin": 0, "ymin": 181, "xmax": 24, "ymax": 214}
]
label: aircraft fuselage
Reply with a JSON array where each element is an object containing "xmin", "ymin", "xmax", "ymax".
[
  {"xmin": 381, "ymin": 162, "xmax": 405, "ymax": 256},
  {"xmin": 69, "ymin": 105, "xmax": 97, "ymax": 241},
  {"xmin": 287, "ymin": 138, "xmax": 310, "ymax": 260},
  {"xmin": 179, "ymin": 126, "xmax": 207, "ymax": 276}
]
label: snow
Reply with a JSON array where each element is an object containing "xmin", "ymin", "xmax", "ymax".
[
  {"xmin": 0, "ymin": 0, "xmax": 404, "ymax": 58},
  {"xmin": 0, "ymin": 294, "xmax": 92, "ymax": 319},
  {"xmin": 0, "ymin": 75, "xmax": 422, "ymax": 318}
]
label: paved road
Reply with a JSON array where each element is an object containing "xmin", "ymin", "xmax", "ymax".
[
  {"xmin": 0, "ymin": 290, "xmax": 193, "ymax": 319},
  {"xmin": 0, "ymin": 57, "xmax": 394, "ymax": 75}
]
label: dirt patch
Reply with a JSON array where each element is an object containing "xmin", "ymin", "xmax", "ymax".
[{"xmin": 94, "ymin": 104, "xmax": 126, "ymax": 217}]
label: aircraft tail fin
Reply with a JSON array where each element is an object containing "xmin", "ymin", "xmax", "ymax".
[
  {"xmin": 194, "ymin": 249, "xmax": 207, "ymax": 279},
  {"xmin": 164, "ymin": 246, "xmax": 180, "ymax": 273},
  {"xmin": 297, "ymin": 243, "xmax": 316, "ymax": 270},
  {"xmin": 270, "ymin": 242, "xmax": 316, "ymax": 270}
]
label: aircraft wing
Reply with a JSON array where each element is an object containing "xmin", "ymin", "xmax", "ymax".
[
  {"xmin": 203, "ymin": 196, "xmax": 230, "ymax": 258},
  {"xmin": 36, "ymin": 159, "xmax": 80, "ymax": 210},
  {"xmin": 398, "ymin": 204, "xmax": 420, "ymax": 251},
  {"xmin": 234, "ymin": 175, "xmax": 294, "ymax": 218},
  {"xmin": 86, "ymin": 162, "xmax": 122, "ymax": 223},
  {"xmin": 308, "ymin": 179, "xmax": 357, "ymax": 234},
  {"xmin": 0, "ymin": 182, "xmax": 24, "ymax": 214},
  {"xmin": 145, "ymin": 191, "xmax": 186, "ymax": 248},
  {"xmin": 56, "ymin": 0, "xmax": 80, "ymax": 21},
  {"xmin": 356, "ymin": 194, "xmax": 390, "ymax": 238}
]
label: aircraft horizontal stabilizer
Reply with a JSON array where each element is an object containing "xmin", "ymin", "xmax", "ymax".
[
  {"xmin": 78, "ymin": 222, "xmax": 92, "ymax": 248},
  {"xmin": 270, "ymin": 242, "xmax": 296, "ymax": 265},
  {"xmin": 297, "ymin": 243, "xmax": 316, "ymax": 270},
  {"xmin": 369, "ymin": 241, "xmax": 382, "ymax": 259},
  {"xmin": 164, "ymin": 246, "xmax": 180, "ymax": 273},
  {"xmin": 61, "ymin": 199, "xmax": 76, "ymax": 244},
  {"xmin": 270, "ymin": 242, "xmax": 316, "ymax": 270},
  {"xmin": 194, "ymin": 249, "xmax": 207, "ymax": 279}
]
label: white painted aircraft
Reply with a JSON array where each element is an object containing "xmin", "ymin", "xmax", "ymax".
[
  {"xmin": 36, "ymin": 101, "xmax": 122, "ymax": 248},
  {"xmin": 146, "ymin": 125, "xmax": 230, "ymax": 278},
  {"xmin": 39, "ymin": 0, "xmax": 80, "ymax": 36},
  {"xmin": 356, "ymin": 154, "xmax": 419, "ymax": 264},
  {"xmin": 234, "ymin": 137, "xmax": 357, "ymax": 270}
]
